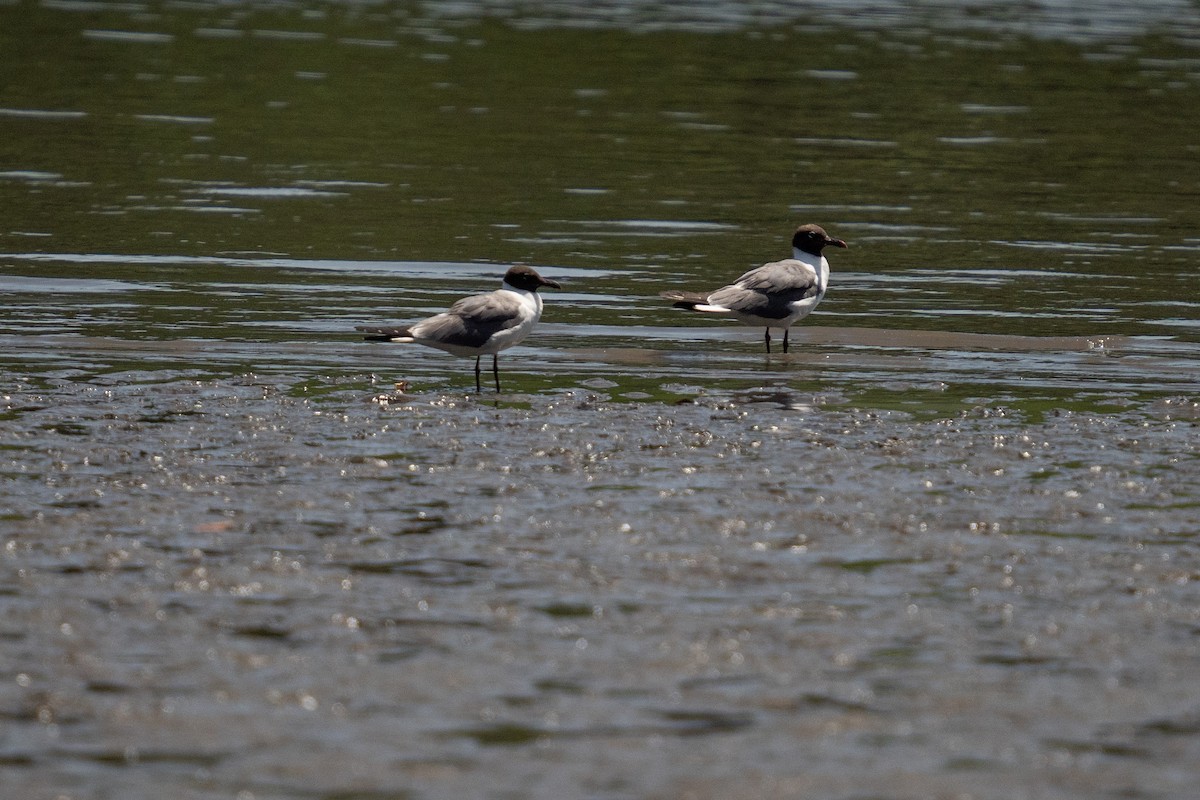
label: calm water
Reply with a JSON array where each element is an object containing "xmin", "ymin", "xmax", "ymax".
[{"xmin": 2, "ymin": 2, "xmax": 1200, "ymax": 798}]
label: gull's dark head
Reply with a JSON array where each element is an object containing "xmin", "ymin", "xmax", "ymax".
[
  {"xmin": 792, "ymin": 223, "xmax": 848, "ymax": 256},
  {"xmin": 503, "ymin": 265, "xmax": 562, "ymax": 292}
]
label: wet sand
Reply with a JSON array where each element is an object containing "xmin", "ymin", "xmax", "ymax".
[{"xmin": 3, "ymin": 376, "xmax": 1198, "ymax": 798}]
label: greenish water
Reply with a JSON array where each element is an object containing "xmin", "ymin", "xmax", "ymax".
[
  {"xmin": 2, "ymin": 0, "xmax": 1199, "ymax": 408},
  {"xmin": 2, "ymin": 3, "xmax": 1199, "ymax": 799}
]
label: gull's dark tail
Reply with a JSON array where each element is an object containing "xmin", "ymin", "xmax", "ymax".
[
  {"xmin": 355, "ymin": 325, "xmax": 414, "ymax": 342},
  {"xmin": 659, "ymin": 290, "xmax": 709, "ymax": 310}
]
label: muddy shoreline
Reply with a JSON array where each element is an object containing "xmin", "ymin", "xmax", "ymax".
[{"xmin": 3, "ymin": 377, "xmax": 1198, "ymax": 798}]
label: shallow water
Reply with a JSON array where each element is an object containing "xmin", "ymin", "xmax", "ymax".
[{"xmin": 2, "ymin": 2, "xmax": 1200, "ymax": 798}]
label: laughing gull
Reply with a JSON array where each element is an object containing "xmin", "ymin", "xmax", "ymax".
[
  {"xmin": 357, "ymin": 265, "xmax": 561, "ymax": 393},
  {"xmin": 660, "ymin": 223, "xmax": 847, "ymax": 353}
]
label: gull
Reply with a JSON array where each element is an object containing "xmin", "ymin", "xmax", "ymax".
[
  {"xmin": 660, "ymin": 223, "xmax": 847, "ymax": 353},
  {"xmin": 357, "ymin": 265, "xmax": 561, "ymax": 393}
]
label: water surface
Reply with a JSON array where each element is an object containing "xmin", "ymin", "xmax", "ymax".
[{"xmin": 2, "ymin": 2, "xmax": 1199, "ymax": 798}]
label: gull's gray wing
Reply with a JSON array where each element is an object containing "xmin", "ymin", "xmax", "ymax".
[
  {"xmin": 411, "ymin": 290, "xmax": 525, "ymax": 348},
  {"xmin": 707, "ymin": 259, "xmax": 819, "ymax": 319}
]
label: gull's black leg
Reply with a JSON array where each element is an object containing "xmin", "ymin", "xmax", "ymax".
[
  {"xmin": 474, "ymin": 356, "xmax": 482, "ymax": 393},
  {"xmin": 783, "ymin": 329, "xmax": 789, "ymax": 353},
  {"xmin": 492, "ymin": 354, "xmax": 501, "ymax": 393},
  {"xmin": 764, "ymin": 328, "xmax": 772, "ymax": 354}
]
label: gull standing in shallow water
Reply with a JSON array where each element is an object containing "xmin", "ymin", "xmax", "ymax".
[
  {"xmin": 356, "ymin": 265, "xmax": 561, "ymax": 393},
  {"xmin": 660, "ymin": 223, "xmax": 847, "ymax": 353}
]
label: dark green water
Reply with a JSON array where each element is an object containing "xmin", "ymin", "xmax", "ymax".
[
  {"xmin": 2, "ymin": 2, "xmax": 1199, "ymax": 799},
  {"xmin": 3, "ymin": 0, "xmax": 1199, "ymax": 408}
]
